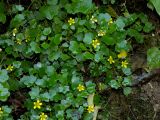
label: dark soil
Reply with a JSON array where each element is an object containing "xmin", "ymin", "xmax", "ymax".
[{"xmin": 98, "ymin": 76, "xmax": 160, "ymax": 120}]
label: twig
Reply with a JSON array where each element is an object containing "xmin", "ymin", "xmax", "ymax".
[
  {"xmin": 93, "ymin": 106, "xmax": 101, "ymax": 120},
  {"xmin": 129, "ymin": 105, "xmax": 138, "ymax": 120}
]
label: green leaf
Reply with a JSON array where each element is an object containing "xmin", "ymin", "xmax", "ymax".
[
  {"xmin": 124, "ymin": 14, "xmax": 138, "ymax": 26},
  {"xmin": 65, "ymin": 0, "xmax": 93, "ymax": 14},
  {"xmin": 40, "ymin": 5, "xmax": 58, "ymax": 20},
  {"xmin": 34, "ymin": 62, "xmax": 42, "ymax": 69},
  {"xmin": 102, "ymin": 35, "xmax": 115, "ymax": 45},
  {"xmin": 16, "ymin": 5, "xmax": 24, "ymax": 11},
  {"xmin": 53, "ymin": 34, "xmax": 62, "ymax": 45},
  {"xmin": 86, "ymin": 81, "xmax": 96, "ymax": 93},
  {"xmin": 94, "ymin": 52, "xmax": 103, "ymax": 62},
  {"xmin": 79, "ymin": 43, "xmax": 87, "ymax": 51},
  {"xmin": 48, "ymin": 51, "xmax": 61, "ymax": 61},
  {"xmin": 61, "ymin": 99, "xmax": 71, "ymax": 109},
  {"xmin": 0, "ymin": 69, "xmax": 9, "ymax": 83},
  {"xmin": 61, "ymin": 54, "xmax": 70, "ymax": 61},
  {"xmin": 0, "ymin": 13, "xmax": 6, "ymax": 24},
  {"xmin": 45, "ymin": 66, "xmax": 55, "ymax": 76},
  {"xmin": 94, "ymin": 94, "xmax": 101, "ymax": 105},
  {"xmin": 150, "ymin": 0, "xmax": 160, "ymax": 16},
  {"xmin": 58, "ymin": 86, "xmax": 70, "ymax": 94},
  {"xmin": 13, "ymin": 61, "xmax": 21, "ymax": 68},
  {"xmin": 109, "ymin": 80, "xmax": 120, "ymax": 89},
  {"xmin": 71, "ymin": 74, "xmax": 81, "ymax": 89},
  {"xmin": 100, "ymin": 45, "xmax": 109, "ymax": 56},
  {"xmin": 43, "ymin": 27, "xmax": 52, "ymax": 35},
  {"xmin": 147, "ymin": 47, "xmax": 160, "ymax": 69},
  {"xmin": 49, "ymin": 88, "xmax": 57, "ymax": 99},
  {"xmin": 78, "ymin": 20, "xmax": 86, "ymax": 25},
  {"xmin": 47, "ymin": 0, "xmax": 58, "ymax": 5},
  {"xmin": 8, "ymin": 79, "xmax": 20, "ymax": 91},
  {"xmin": 56, "ymin": 110, "xmax": 64, "ymax": 119},
  {"xmin": 98, "ymin": 13, "xmax": 111, "ymax": 23},
  {"xmin": 78, "ymin": 91, "xmax": 89, "ymax": 98},
  {"xmin": 47, "ymin": 73, "xmax": 59, "ymax": 87},
  {"xmin": 35, "ymin": 79, "xmax": 45, "ymax": 86},
  {"xmin": 133, "ymin": 22, "xmax": 143, "ymax": 32},
  {"xmin": 16, "ymin": 33, "xmax": 25, "ymax": 40},
  {"xmin": 10, "ymin": 14, "xmax": 25, "ymax": 28},
  {"xmin": 29, "ymin": 87, "xmax": 40, "ymax": 99},
  {"xmin": 147, "ymin": 2, "xmax": 154, "ymax": 10},
  {"xmin": 127, "ymin": 29, "xmax": 144, "ymax": 43},
  {"xmin": 30, "ymin": 41, "xmax": 41, "ymax": 53},
  {"xmin": 20, "ymin": 75, "xmax": 37, "ymax": 87},
  {"xmin": 71, "ymin": 106, "xmax": 83, "ymax": 118},
  {"xmin": 122, "ymin": 68, "xmax": 132, "ymax": 76},
  {"xmin": 83, "ymin": 113, "xmax": 93, "ymax": 120},
  {"xmin": 69, "ymin": 41, "xmax": 81, "ymax": 54},
  {"xmin": 0, "ymin": 2, "xmax": 5, "ymax": 13},
  {"xmin": 83, "ymin": 52, "xmax": 94, "ymax": 60},
  {"xmin": 2, "ymin": 106, "xmax": 12, "ymax": 115},
  {"xmin": 115, "ymin": 40, "xmax": 130, "ymax": 51},
  {"xmin": 12, "ymin": 5, "xmax": 24, "ymax": 12},
  {"xmin": 62, "ymin": 24, "xmax": 69, "ymax": 30},
  {"xmin": 143, "ymin": 22, "xmax": 154, "ymax": 33},
  {"xmin": 83, "ymin": 32, "xmax": 93, "ymax": 44},
  {"xmin": 40, "ymin": 92, "xmax": 50, "ymax": 102},
  {"xmin": 115, "ymin": 17, "xmax": 125, "ymax": 29},
  {"xmin": 59, "ymin": 71, "xmax": 69, "ymax": 84},
  {"xmin": 111, "ymin": 0, "xmax": 116, "ymax": 4},
  {"xmin": 39, "ymin": 35, "xmax": 46, "ymax": 41},
  {"xmin": 0, "ymin": 2, "xmax": 6, "ymax": 23},
  {"xmin": 122, "ymin": 77, "xmax": 132, "ymax": 86},
  {"xmin": 41, "ymin": 42, "xmax": 49, "ymax": 49},
  {"xmin": 123, "ymin": 87, "xmax": 132, "ymax": 96},
  {"xmin": 0, "ymin": 84, "xmax": 10, "ymax": 101}
]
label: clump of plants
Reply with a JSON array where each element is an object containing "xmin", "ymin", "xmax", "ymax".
[{"xmin": 0, "ymin": 0, "xmax": 154, "ymax": 119}]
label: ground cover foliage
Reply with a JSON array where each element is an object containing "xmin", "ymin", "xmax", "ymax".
[{"xmin": 0, "ymin": 0, "xmax": 156, "ymax": 119}]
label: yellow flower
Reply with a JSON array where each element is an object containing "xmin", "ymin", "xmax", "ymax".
[
  {"xmin": 77, "ymin": 84, "xmax": 85, "ymax": 92},
  {"xmin": 13, "ymin": 28, "xmax": 18, "ymax": 36},
  {"xmin": 68, "ymin": 18, "xmax": 75, "ymax": 25},
  {"xmin": 98, "ymin": 30, "xmax": 106, "ymax": 36},
  {"xmin": 90, "ymin": 16, "xmax": 98, "ymax": 23},
  {"xmin": 0, "ymin": 107, "xmax": 3, "ymax": 115},
  {"xmin": 92, "ymin": 39, "xmax": 100, "ymax": 48},
  {"xmin": 87, "ymin": 105, "xmax": 94, "ymax": 113},
  {"xmin": 108, "ymin": 56, "xmax": 115, "ymax": 64},
  {"xmin": 118, "ymin": 50, "xmax": 127, "ymax": 59},
  {"xmin": 34, "ymin": 100, "xmax": 42, "ymax": 109},
  {"xmin": 6, "ymin": 65, "xmax": 14, "ymax": 71},
  {"xmin": 25, "ymin": 37, "xmax": 30, "ymax": 42},
  {"xmin": 39, "ymin": 113, "xmax": 47, "ymax": 120},
  {"xmin": 121, "ymin": 60, "xmax": 128, "ymax": 68},
  {"xmin": 108, "ymin": 18, "xmax": 113, "ymax": 25},
  {"xmin": 16, "ymin": 38, "xmax": 22, "ymax": 45}
]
